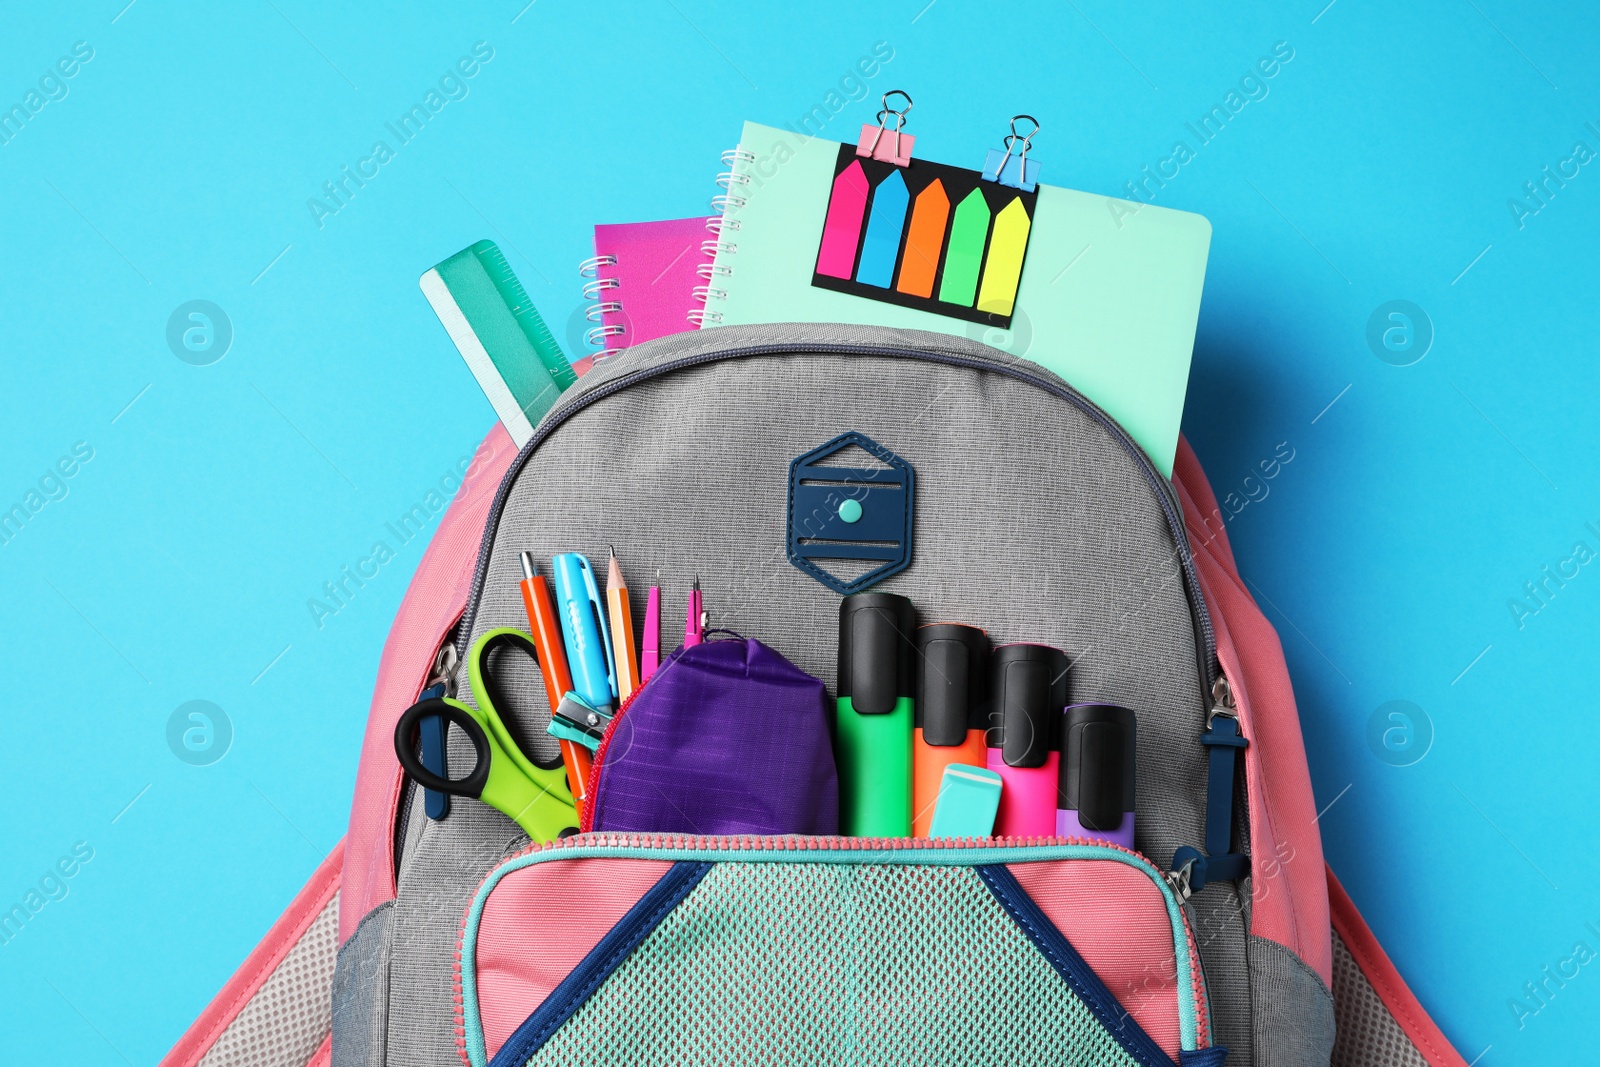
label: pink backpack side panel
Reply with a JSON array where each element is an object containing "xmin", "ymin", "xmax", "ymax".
[
  {"xmin": 158, "ymin": 844, "xmax": 343, "ymax": 1067},
  {"xmin": 1173, "ymin": 437, "xmax": 1332, "ymax": 984},
  {"xmin": 1328, "ymin": 867, "xmax": 1468, "ymax": 1067},
  {"xmin": 340, "ymin": 426, "xmax": 519, "ymax": 942}
]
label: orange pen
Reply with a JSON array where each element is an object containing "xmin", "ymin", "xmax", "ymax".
[
  {"xmin": 519, "ymin": 551, "xmax": 591, "ymax": 801},
  {"xmin": 606, "ymin": 548, "xmax": 641, "ymax": 703}
]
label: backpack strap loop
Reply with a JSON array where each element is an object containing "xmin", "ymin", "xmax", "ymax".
[{"xmin": 1171, "ymin": 696, "xmax": 1250, "ymax": 898}]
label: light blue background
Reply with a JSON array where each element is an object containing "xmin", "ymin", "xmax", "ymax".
[{"xmin": 2, "ymin": 1, "xmax": 1594, "ymax": 1063}]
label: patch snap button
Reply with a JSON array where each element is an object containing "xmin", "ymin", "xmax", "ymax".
[{"xmin": 838, "ymin": 499, "xmax": 863, "ymax": 523}]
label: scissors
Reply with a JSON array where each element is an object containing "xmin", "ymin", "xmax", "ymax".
[{"xmin": 395, "ymin": 627, "xmax": 578, "ymax": 842}]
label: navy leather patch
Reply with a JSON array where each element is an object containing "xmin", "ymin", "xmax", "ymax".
[{"xmin": 787, "ymin": 432, "xmax": 914, "ymax": 595}]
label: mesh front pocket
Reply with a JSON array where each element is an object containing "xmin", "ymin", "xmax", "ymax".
[{"xmin": 461, "ymin": 839, "xmax": 1211, "ymax": 1067}]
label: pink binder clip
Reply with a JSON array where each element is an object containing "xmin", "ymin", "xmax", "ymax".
[{"xmin": 856, "ymin": 90, "xmax": 915, "ymax": 167}]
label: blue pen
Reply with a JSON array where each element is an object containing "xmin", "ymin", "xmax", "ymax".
[{"xmin": 551, "ymin": 553, "xmax": 618, "ymax": 709}]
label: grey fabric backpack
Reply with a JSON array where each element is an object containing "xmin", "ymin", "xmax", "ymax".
[{"xmin": 158, "ymin": 322, "xmax": 1461, "ymax": 1067}]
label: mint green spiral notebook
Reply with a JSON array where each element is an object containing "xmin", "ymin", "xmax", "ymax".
[{"xmin": 702, "ymin": 121, "xmax": 1212, "ymax": 475}]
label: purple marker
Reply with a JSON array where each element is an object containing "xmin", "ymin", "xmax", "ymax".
[{"xmin": 1057, "ymin": 703, "xmax": 1137, "ymax": 849}]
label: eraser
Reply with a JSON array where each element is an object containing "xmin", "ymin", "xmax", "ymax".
[{"xmin": 929, "ymin": 764, "xmax": 1002, "ymax": 838}]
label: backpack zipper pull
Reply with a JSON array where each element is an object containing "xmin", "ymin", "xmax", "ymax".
[
  {"xmin": 1207, "ymin": 674, "xmax": 1236, "ymax": 726},
  {"xmin": 1165, "ymin": 858, "xmax": 1195, "ymax": 903},
  {"xmin": 415, "ymin": 642, "xmax": 459, "ymax": 821},
  {"xmin": 426, "ymin": 643, "xmax": 459, "ymax": 699}
]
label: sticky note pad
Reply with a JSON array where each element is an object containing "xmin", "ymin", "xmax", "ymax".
[
  {"xmin": 420, "ymin": 240, "xmax": 576, "ymax": 447},
  {"xmin": 928, "ymin": 764, "xmax": 1003, "ymax": 838}
]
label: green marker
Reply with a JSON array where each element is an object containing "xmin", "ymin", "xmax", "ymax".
[
  {"xmin": 419, "ymin": 240, "xmax": 576, "ymax": 447},
  {"xmin": 836, "ymin": 592, "xmax": 916, "ymax": 836}
]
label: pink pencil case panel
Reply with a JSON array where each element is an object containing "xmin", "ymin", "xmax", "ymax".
[{"xmin": 459, "ymin": 835, "xmax": 1220, "ymax": 1067}]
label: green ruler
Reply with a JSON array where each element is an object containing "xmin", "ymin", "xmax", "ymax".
[{"xmin": 420, "ymin": 240, "xmax": 576, "ymax": 447}]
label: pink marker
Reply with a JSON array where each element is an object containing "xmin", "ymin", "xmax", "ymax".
[
  {"xmin": 987, "ymin": 643, "xmax": 1069, "ymax": 838},
  {"xmin": 685, "ymin": 578, "xmax": 704, "ymax": 648},
  {"xmin": 641, "ymin": 585, "xmax": 661, "ymax": 682}
]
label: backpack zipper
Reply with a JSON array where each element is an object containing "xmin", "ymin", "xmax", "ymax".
[
  {"xmin": 455, "ymin": 340, "xmax": 1219, "ymax": 705},
  {"xmin": 393, "ymin": 631, "xmax": 461, "ymax": 877}
]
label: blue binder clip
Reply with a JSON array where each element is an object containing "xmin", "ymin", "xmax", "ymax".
[
  {"xmin": 787, "ymin": 431, "xmax": 915, "ymax": 595},
  {"xmin": 983, "ymin": 115, "xmax": 1041, "ymax": 192}
]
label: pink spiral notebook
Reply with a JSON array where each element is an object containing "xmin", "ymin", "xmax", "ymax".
[{"xmin": 576, "ymin": 216, "xmax": 713, "ymax": 372}]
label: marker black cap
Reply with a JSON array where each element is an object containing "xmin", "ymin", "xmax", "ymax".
[
  {"xmin": 837, "ymin": 593, "xmax": 916, "ymax": 715},
  {"xmin": 989, "ymin": 643, "xmax": 1069, "ymax": 768},
  {"xmin": 1058, "ymin": 704, "xmax": 1138, "ymax": 832},
  {"xmin": 914, "ymin": 624, "xmax": 991, "ymax": 746}
]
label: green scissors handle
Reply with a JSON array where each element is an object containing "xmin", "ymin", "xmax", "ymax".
[
  {"xmin": 469, "ymin": 629, "xmax": 574, "ymax": 789},
  {"xmin": 393, "ymin": 628, "xmax": 576, "ymax": 842}
]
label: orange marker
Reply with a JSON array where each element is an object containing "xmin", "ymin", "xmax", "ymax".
[
  {"xmin": 519, "ymin": 551, "xmax": 591, "ymax": 802},
  {"xmin": 912, "ymin": 623, "xmax": 992, "ymax": 837},
  {"xmin": 606, "ymin": 548, "xmax": 641, "ymax": 703}
]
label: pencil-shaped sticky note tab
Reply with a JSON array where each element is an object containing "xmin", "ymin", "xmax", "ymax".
[
  {"xmin": 816, "ymin": 161, "xmax": 870, "ymax": 279},
  {"xmin": 938, "ymin": 189, "xmax": 991, "ymax": 308},
  {"xmin": 420, "ymin": 240, "xmax": 576, "ymax": 447},
  {"xmin": 896, "ymin": 180, "xmax": 950, "ymax": 299},
  {"xmin": 855, "ymin": 170, "xmax": 910, "ymax": 288},
  {"xmin": 976, "ymin": 198, "xmax": 1032, "ymax": 317}
]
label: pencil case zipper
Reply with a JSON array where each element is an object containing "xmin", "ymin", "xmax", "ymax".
[{"xmin": 576, "ymin": 647, "xmax": 664, "ymax": 831}]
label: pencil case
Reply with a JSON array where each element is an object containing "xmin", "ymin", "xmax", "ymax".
[
  {"xmin": 583, "ymin": 635, "xmax": 838, "ymax": 836},
  {"xmin": 456, "ymin": 835, "xmax": 1221, "ymax": 1067}
]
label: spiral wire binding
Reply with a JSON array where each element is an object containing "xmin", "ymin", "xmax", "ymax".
[
  {"xmin": 692, "ymin": 143, "xmax": 751, "ymax": 328},
  {"xmin": 580, "ymin": 256, "xmax": 626, "ymax": 361},
  {"xmin": 586, "ymin": 323, "xmax": 626, "ymax": 346},
  {"xmin": 578, "ymin": 254, "xmax": 616, "ymax": 279},
  {"xmin": 582, "ymin": 276, "xmax": 620, "ymax": 300}
]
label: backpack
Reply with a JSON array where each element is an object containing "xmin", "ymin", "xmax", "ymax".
[{"xmin": 159, "ymin": 323, "xmax": 1470, "ymax": 1067}]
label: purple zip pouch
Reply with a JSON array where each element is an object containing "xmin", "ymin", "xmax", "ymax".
[{"xmin": 589, "ymin": 635, "xmax": 838, "ymax": 836}]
